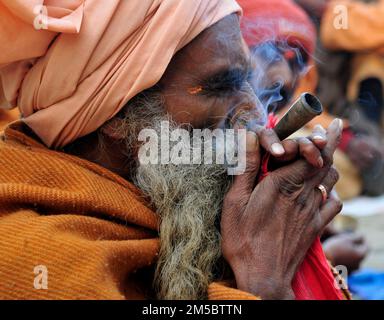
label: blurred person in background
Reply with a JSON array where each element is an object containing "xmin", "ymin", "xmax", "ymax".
[
  {"xmin": 238, "ymin": 0, "xmax": 369, "ymax": 274},
  {"xmin": 320, "ymin": 0, "xmax": 384, "ymax": 196},
  {"xmin": 295, "ymin": 0, "xmax": 384, "ymax": 197}
]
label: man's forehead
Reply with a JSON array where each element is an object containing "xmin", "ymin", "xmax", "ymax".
[
  {"xmin": 196, "ymin": 14, "xmax": 247, "ymax": 63},
  {"xmin": 172, "ymin": 14, "xmax": 249, "ymax": 75}
]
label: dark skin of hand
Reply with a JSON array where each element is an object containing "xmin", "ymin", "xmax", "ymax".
[
  {"xmin": 346, "ymin": 136, "xmax": 383, "ymax": 171},
  {"xmin": 221, "ymin": 119, "xmax": 343, "ymax": 299},
  {"xmin": 96, "ymin": 14, "xmax": 343, "ymax": 299},
  {"xmin": 323, "ymin": 233, "xmax": 369, "ymax": 273}
]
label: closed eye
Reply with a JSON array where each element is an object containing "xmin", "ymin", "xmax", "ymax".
[{"xmin": 199, "ymin": 67, "xmax": 252, "ymax": 97}]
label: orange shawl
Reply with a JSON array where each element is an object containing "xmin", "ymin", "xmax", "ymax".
[{"xmin": 0, "ymin": 122, "xmax": 258, "ymax": 300}]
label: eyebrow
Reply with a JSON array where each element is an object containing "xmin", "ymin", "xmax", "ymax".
[{"xmin": 201, "ymin": 62, "xmax": 252, "ymax": 95}]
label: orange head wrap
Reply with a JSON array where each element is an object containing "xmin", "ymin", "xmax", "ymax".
[{"xmin": 0, "ymin": 0, "xmax": 241, "ymax": 148}]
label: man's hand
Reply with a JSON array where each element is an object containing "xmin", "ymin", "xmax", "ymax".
[
  {"xmin": 346, "ymin": 136, "xmax": 383, "ymax": 171},
  {"xmin": 221, "ymin": 119, "xmax": 343, "ymax": 300},
  {"xmin": 323, "ymin": 233, "xmax": 369, "ymax": 273},
  {"xmin": 250, "ymin": 123, "xmax": 328, "ymax": 169}
]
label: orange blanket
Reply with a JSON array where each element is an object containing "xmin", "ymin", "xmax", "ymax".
[
  {"xmin": 321, "ymin": 0, "xmax": 384, "ymax": 54},
  {"xmin": 0, "ymin": 122, "xmax": 259, "ymax": 300}
]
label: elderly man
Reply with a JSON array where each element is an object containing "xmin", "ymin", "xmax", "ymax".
[{"xmin": 0, "ymin": 0, "xmax": 346, "ymax": 300}]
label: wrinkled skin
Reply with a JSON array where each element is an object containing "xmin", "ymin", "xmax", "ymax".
[
  {"xmin": 246, "ymin": 39, "xmax": 369, "ymax": 280},
  {"xmin": 261, "ymin": 54, "xmax": 375, "ymax": 276},
  {"xmin": 221, "ymin": 119, "xmax": 343, "ymax": 299},
  {"xmin": 159, "ymin": 14, "xmax": 328, "ymax": 167},
  {"xmin": 84, "ymin": 14, "xmax": 343, "ymax": 299},
  {"xmin": 160, "ymin": 14, "xmax": 343, "ymax": 299},
  {"xmin": 158, "ymin": 14, "xmax": 264, "ymax": 130}
]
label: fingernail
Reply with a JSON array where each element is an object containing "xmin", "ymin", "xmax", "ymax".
[
  {"xmin": 337, "ymin": 119, "xmax": 344, "ymax": 131},
  {"xmin": 313, "ymin": 135, "xmax": 326, "ymax": 141},
  {"xmin": 314, "ymin": 124, "xmax": 326, "ymax": 133},
  {"xmin": 330, "ymin": 118, "xmax": 343, "ymax": 133},
  {"xmin": 317, "ymin": 156, "xmax": 324, "ymax": 168},
  {"xmin": 271, "ymin": 143, "xmax": 285, "ymax": 155}
]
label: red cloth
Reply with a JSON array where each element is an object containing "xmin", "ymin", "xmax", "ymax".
[
  {"xmin": 338, "ymin": 128, "xmax": 355, "ymax": 153},
  {"xmin": 238, "ymin": 0, "xmax": 316, "ymax": 59},
  {"xmin": 260, "ymin": 114, "xmax": 344, "ymax": 300}
]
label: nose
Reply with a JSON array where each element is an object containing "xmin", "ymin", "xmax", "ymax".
[{"xmin": 229, "ymin": 82, "xmax": 267, "ymax": 128}]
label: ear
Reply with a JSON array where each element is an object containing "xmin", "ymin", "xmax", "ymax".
[{"xmin": 100, "ymin": 117, "xmax": 126, "ymax": 140}]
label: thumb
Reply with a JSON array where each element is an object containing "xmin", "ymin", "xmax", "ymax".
[{"xmin": 230, "ymin": 132, "xmax": 261, "ymax": 197}]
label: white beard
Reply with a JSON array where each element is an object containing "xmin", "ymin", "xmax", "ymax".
[{"xmin": 113, "ymin": 90, "xmax": 233, "ymax": 299}]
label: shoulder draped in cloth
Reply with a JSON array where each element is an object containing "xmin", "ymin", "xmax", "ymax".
[
  {"xmin": 0, "ymin": 123, "xmax": 350, "ymax": 300},
  {"xmin": 0, "ymin": 122, "xmax": 260, "ymax": 300}
]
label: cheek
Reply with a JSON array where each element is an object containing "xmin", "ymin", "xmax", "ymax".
[{"xmin": 163, "ymin": 90, "xmax": 230, "ymax": 129}]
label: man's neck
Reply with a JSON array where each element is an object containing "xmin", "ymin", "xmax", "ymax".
[{"xmin": 63, "ymin": 131, "xmax": 134, "ymax": 180}]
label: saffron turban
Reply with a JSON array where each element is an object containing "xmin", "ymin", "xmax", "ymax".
[
  {"xmin": 0, "ymin": 0, "xmax": 241, "ymax": 148},
  {"xmin": 237, "ymin": 0, "xmax": 316, "ymax": 59}
]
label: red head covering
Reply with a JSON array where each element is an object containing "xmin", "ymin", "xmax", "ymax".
[{"xmin": 238, "ymin": 0, "xmax": 316, "ymax": 61}]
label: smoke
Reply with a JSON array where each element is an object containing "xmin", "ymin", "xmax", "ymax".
[
  {"xmin": 242, "ymin": 17, "xmax": 311, "ymax": 114},
  {"xmin": 250, "ymin": 42, "xmax": 284, "ymax": 111}
]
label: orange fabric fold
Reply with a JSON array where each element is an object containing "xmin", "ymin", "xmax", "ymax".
[
  {"xmin": 0, "ymin": 109, "xmax": 19, "ymax": 131},
  {"xmin": 0, "ymin": 0, "xmax": 241, "ymax": 148},
  {"xmin": 321, "ymin": 0, "xmax": 384, "ymax": 53},
  {"xmin": 0, "ymin": 122, "xmax": 261, "ymax": 300}
]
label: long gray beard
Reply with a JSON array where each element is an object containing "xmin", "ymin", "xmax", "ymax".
[
  {"xmin": 136, "ymin": 159, "xmax": 230, "ymax": 300},
  {"xmin": 114, "ymin": 91, "xmax": 232, "ymax": 299}
]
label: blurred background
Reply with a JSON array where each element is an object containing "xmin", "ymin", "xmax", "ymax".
[
  {"xmin": 238, "ymin": 1, "xmax": 384, "ymax": 298},
  {"xmin": 296, "ymin": 0, "xmax": 384, "ymax": 300}
]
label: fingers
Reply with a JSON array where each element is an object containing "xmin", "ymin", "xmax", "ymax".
[
  {"xmin": 304, "ymin": 119, "xmax": 343, "ymax": 189},
  {"xmin": 309, "ymin": 124, "xmax": 328, "ymax": 150},
  {"xmin": 258, "ymin": 118, "xmax": 343, "ymax": 191},
  {"xmin": 322, "ymin": 118, "xmax": 343, "ymax": 166},
  {"xmin": 298, "ymin": 137, "xmax": 323, "ymax": 168},
  {"xmin": 319, "ymin": 198, "xmax": 343, "ymax": 228},
  {"xmin": 253, "ymin": 126, "xmax": 286, "ymax": 157},
  {"xmin": 315, "ymin": 167, "xmax": 341, "ymax": 227},
  {"xmin": 271, "ymin": 158, "xmax": 315, "ymax": 188},
  {"xmin": 271, "ymin": 139, "xmax": 299, "ymax": 163},
  {"xmin": 312, "ymin": 166, "xmax": 340, "ymax": 206},
  {"xmin": 231, "ymin": 132, "xmax": 261, "ymax": 197},
  {"xmin": 271, "ymin": 144, "xmax": 339, "ymax": 186},
  {"xmin": 275, "ymin": 138, "xmax": 324, "ymax": 168}
]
